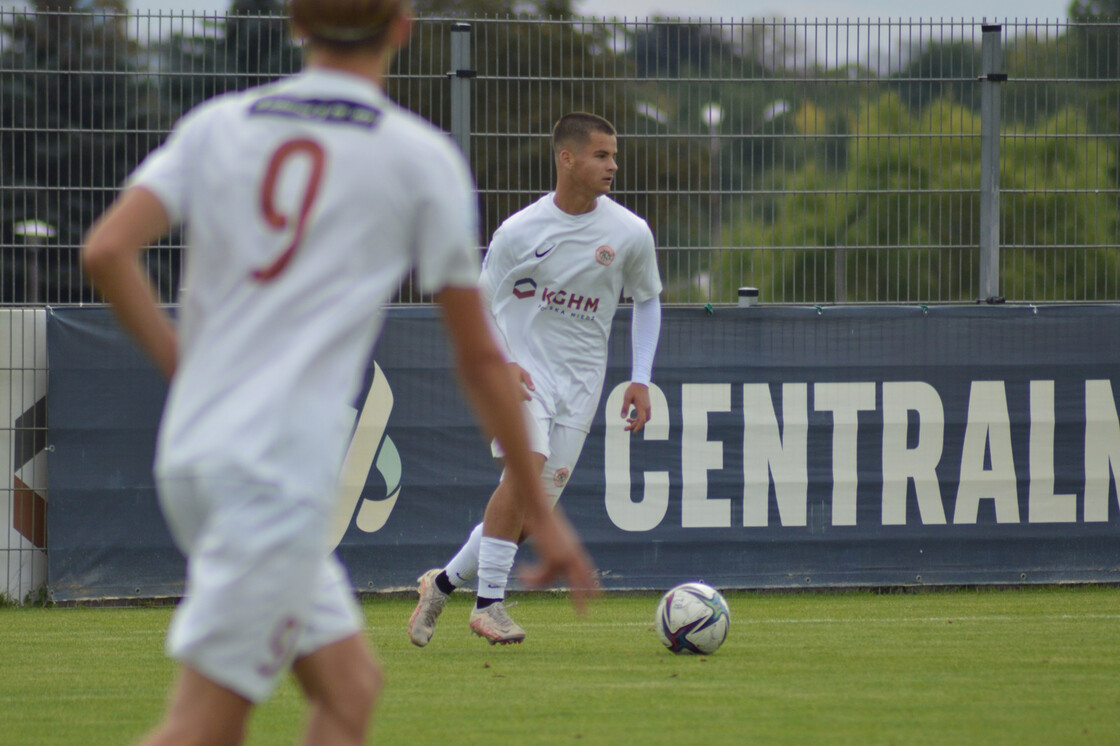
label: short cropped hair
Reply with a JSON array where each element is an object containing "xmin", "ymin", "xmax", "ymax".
[
  {"xmin": 288, "ymin": 0, "xmax": 406, "ymax": 51},
  {"xmin": 552, "ymin": 112, "xmax": 617, "ymax": 157}
]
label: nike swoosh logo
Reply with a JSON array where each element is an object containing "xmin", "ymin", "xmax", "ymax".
[{"xmin": 534, "ymin": 243, "xmax": 556, "ymax": 258}]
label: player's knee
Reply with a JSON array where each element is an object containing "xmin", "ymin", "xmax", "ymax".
[
  {"xmin": 356, "ymin": 658, "xmax": 383, "ymax": 710},
  {"xmin": 303, "ymin": 660, "xmax": 380, "ymax": 745},
  {"xmin": 332, "ymin": 657, "xmax": 382, "ymax": 724}
]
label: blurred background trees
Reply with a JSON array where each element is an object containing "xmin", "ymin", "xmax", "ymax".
[
  {"xmin": 1, "ymin": 0, "xmax": 1117, "ymax": 303},
  {"xmin": 0, "ymin": 0, "xmax": 163, "ymax": 302}
]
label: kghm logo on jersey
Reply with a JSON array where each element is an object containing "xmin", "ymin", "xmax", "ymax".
[
  {"xmin": 513, "ymin": 278, "xmax": 538, "ymax": 299},
  {"xmin": 595, "ymin": 244, "xmax": 616, "ymax": 266},
  {"xmin": 512, "ymin": 277, "xmax": 602, "ymax": 315}
]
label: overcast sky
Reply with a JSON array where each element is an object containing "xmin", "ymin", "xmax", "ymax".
[{"xmin": 0, "ymin": 0, "xmax": 1078, "ymax": 20}]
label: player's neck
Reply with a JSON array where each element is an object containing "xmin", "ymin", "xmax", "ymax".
[
  {"xmin": 305, "ymin": 49, "xmax": 391, "ymax": 90},
  {"xmin": 551, "ymin": 187, "xmax": 600, "ymax": 216}
]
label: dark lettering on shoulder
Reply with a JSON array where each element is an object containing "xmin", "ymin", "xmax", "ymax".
[{"xmin": 249, "ymin": 96, "xmax": 382, "ymax": 129}]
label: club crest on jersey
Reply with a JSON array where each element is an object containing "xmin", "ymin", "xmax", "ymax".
[
  {"xmin": 553, "ymin": 467, "xmax": 571, "ymax": 488},
  {"xmin": 512, "ymin": 278, "xmax": 538, "ymax": 299},
  {"xmin": 595, "ymin": 245, "xmax": 616, "ymax": 266}
]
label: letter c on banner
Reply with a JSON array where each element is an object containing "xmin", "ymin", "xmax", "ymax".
[{"xmin": 604, "ymin": 382, "xmax": 670, "ymax": 531}]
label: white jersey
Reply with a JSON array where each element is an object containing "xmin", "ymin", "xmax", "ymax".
[
  {"xmin": 480, "ymin": 193, "xmax": 662, "ymax": 431},
  {"xmin": 129, "ymin": 68, "xmax": 480, "ymax": 494}
]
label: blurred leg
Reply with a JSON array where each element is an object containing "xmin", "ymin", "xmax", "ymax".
[
  {"xmin": 139, "ymin": 666, "xmax": 252, "ymax": 746},
  {"xmin": 292, "ymin": 634, "xmax": 382, "ymax": 746}
]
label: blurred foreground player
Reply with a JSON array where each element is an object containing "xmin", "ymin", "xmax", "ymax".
[{"xmin": 82, "ymin": 1, "xmax": 596, "ymax": 744}]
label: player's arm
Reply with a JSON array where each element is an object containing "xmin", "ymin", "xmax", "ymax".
[
  {"xmin": 435, "ymin": 285, "xmax": 596, "ymax": 608},
  {"xmin": 82, "ymin": 187, "xmax": 178, "ymax": 379},
  {"xmin": 479, "ymin": 230, "xmax": 535, "ymax": 397},
  {"xmin": 478, "ymin": 280, "xmax": 534, "ymax": 399},
  {"xmin": 620, "ymin": 295, "xmax": 661, "ymax": 433}
]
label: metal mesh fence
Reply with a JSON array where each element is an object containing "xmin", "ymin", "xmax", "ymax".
[{"xmin": 1, "ymin": 10, "xmax": 1118, "ymax": 306}]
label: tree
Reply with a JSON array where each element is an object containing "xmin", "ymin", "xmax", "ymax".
[
  {"xmin": 153, "ymin": 0, "xmax": 301, "ymax": 118},
  {"xmin": 892, "ymin": 41, "xmax": 982, "ymax": 114},
  {"xmin": 0, "ymin": 0, "xmax": 168, "ymax": 302},
  {"xmin": 719, "ymin": 91, "xmax": 1120, "ymax": 303},
  {"xmin": 1067, "ymin": 3, "xmax": 1120, "ymax": 186},
  {"xmin": 1069, "ymin": 0, "xmax": 1120, "ymax": 21},
  {"xmin": 404, "ymin": 0, "xmax": 711, "ymax": 298}
]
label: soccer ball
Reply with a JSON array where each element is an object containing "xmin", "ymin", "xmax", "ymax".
[{"xmin": 655, "ymin": 582, "xmax": 730, "ymax": 655}]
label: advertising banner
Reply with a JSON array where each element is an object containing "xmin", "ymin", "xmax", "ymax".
[
  {"xmin": 1, "ymin": 310, "xmax": 48, "ymax": 603},
  {"xmin": 47, "ymin": 305, "xmax": 1120, "ymax": 601}
]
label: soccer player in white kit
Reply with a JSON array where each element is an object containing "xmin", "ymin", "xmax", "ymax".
[
  {"xmin": 81, "ymin": 2, "xmax": 596, "ymax": 744},
  {"xmin": 409, "ymin": 112, "xmax": 663, "ymax": 646}
]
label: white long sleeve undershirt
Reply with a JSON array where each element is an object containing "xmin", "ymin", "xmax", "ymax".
[{"xmin": 630, "ymin": 296, "xmax": 661, "ymax": 385}]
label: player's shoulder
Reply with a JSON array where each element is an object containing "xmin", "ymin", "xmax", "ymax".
[
  {"xmin": 598, "ymin": 196, "xmax": 654, "ymax": 240},
  {"xmin": 171, "ymin": 85, "xmax": 256, "ymax": 134},
  {"xmin": 197, "ymin": 73, "xmax": 459, "ymax": 159},
  {"xmin": 495, "ymin": 194, "xmax": 553, "ymax": 231},
  {"xmin": 370, "ymin": 98, "xmax": 451, "ymax": 148},
  {"xmin": 368, "ymin": 104, "xmax": 472, "ymax": 187},
  {"xmin": 165, "ymin": 77, "xmax": 301, "ymax": 146},
  {"xmin": 598, "ymin": 195, "xmax": 648, "ymax": 224}
]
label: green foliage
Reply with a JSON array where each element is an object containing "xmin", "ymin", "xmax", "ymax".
[
  {"xmin": 892, "ymin": 40, "xmax": 983, "ymax": 113},
  {"xmin": 0, "ymin": 583, "xmax": 52, "ymax": 607},
  {"xmin": 3, "ymin": 6, "xmax": 1119, "ymax": 305},
  {"xmin": 396, "ymin": 10, "xmax": 709, "ymax": 274},
  {"xmin": 1069, "ymin": 0, "xmax": 1120, "ymax": 19},
  {"xmin": 720, "ymin": 88, "xmax": 1120, "ymax": 303},
  {"xmin": 0, "ymin": 1, "xmax": 305, "ymax": 303},
  {"xmin": 1064, "ymin": 6, "xmax": 1120, "ymax": 193},
  {"xmin": 1000, "ymin": 106, "xmax": 1120, "ymax": 299}
]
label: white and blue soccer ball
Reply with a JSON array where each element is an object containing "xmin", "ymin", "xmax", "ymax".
[{"xmin": 655, "ymin": 582, "xmax": 731, "ymax": 655}]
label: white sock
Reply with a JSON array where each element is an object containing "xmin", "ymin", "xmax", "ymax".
[
  {"xmin": 477, "ymin": 536, "xmax": 518, "ymax": 601},
  {"xmin": 443, "ymin": 523, "xmax": 483, "ymax": 587}
]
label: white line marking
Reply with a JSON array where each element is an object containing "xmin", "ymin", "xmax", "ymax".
[{"xmin": 539, "ymin": 613, "xmax": 1120, "ymax": 629}]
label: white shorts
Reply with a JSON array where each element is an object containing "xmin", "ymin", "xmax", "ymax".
[
  {"xmin": 157, "ymin": 468, "xmax": 362, "ymax": 703},
  {"xmin": 491, "ymin": 397, "xmax": 589, "ymax": 507}
]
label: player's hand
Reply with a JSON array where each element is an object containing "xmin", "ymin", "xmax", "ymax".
[
  {"xmin": 621, "ymin": 382, "xmax": 651, "ymax": 433},
  {"xmin": 519, "ymin": 508, "xmax": 599, "ymax": 614},
  {"xmin": 509, "ymin": 362, "xmax": 534, "ymax": 401}
]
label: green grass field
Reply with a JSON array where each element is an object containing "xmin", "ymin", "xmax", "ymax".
[{"xmin": 2, "ymin": 586, "xmax": 1118, "ymax": 745}]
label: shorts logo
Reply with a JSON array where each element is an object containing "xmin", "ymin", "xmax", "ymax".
[
  {"xmin": 553, "ymin": 467, "xmax": 571, "ymax": 488},
  {"xmin": 513, "ymin": 277, "xmax": 538, "ymax": 299},
  {"xmin": 257, "ymin": 615, "xmax": 300, "ymax": 677},
  {"xmin": 595, "ymin": 245, "xmax": 615, "ymax": 266}
]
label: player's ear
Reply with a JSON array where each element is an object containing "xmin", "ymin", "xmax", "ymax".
[{"xmin": 388, "ymin": 12, "xmax": 413, "ymax": 49}]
